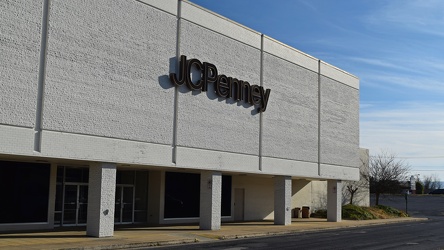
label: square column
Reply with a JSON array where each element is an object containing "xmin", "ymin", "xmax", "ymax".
[
  {"xmin": 87, "ymin": 163, "xmax": 117, "ymax": 237},
  {"xmin": 327, "ymin": 180, "xmax": 342, "ymax": 222},
  {"xmin": 274, "ymin": 176, "xmax": 292, "ymax": 225},
  {"xmin": 199, "ymin": 171, "xmax": 222, "ymax": 230}
]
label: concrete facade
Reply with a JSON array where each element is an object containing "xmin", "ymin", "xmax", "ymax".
[{"xmin": 0, "ymin": 0, "xmax": 362, "ymax": 236}]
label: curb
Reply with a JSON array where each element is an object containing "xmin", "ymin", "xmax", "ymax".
[
  {"xmin": 218, "ymin": 217, "xmax": 428, "ymax": 241},
  {"xmin": 56, "ymin": 217, "xmax": 428, "ymax": 250}
]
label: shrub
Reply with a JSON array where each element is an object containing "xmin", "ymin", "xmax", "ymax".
[
  {"xmin": 342, "ymin": 204, "xmax": 377, "ymax": 220},
  {"xmin": 375, "ymin": 205, "xmax": 408, "ymax": 217},
  {"xmin": 416, "ymin": 181, "xmax": 424, "ymax": 194},
  {"xmin": 308, "ymin": 205, "xmax": 408, "ymax": 220},
  {"xmin": 311, "ymin": 209, "xmax": 327, "ymax": 218}
]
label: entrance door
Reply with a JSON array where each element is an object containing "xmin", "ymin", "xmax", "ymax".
[
  {"xmin": 115, "ymin": 185, "xmax": 134, "ymax": 224},
  {"xmin": 234, "ymin": 188, "xmax": 244, "ymax": 221},
  {"xmin": 63, "ymin": 184, "xmax": 88, "ymax": 225}
]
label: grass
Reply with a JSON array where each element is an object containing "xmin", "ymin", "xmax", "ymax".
[{"xmin": 311, "ymin": 204, "xmax": 409, "ymax": 220}]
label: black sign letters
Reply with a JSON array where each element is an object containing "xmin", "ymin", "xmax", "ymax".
[{"xmin": 170, "ymin": 55, "xmax": 271, "ymax": 112}]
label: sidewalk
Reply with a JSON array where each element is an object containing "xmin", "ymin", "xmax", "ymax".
[{"xmin": 0, "ymin": 217, "xmax": 427, "ymax": 250}]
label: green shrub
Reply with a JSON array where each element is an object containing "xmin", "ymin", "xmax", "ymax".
[
  {"xmin": 342, "ymin": 204, "xmax": 377, "ymax": 220},
  {"xmin": 311, "ymin": 209, "xmax": 327, "ymax": 218},
  {"xmin": 310, "ymin": 205, "xmax": 408, "ymax": 220},
  {"xmin": 375, "ymin": 205, "xmax": 408, "ymax": 217}
]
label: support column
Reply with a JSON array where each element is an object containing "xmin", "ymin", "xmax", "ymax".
[
  {"xmin": 199, "ymin": 171, "xmax": 222, "ymax": 230},
  {"xmin": 274, "ymin": 176, "xmax": 292, "ymax": 225},
  {"xmin": 87, "ymin": 163, "xmax": 117, "ymax": 237},
  {"xmin": 327, "ymin": 180, "xmax": 342, "ymax": 222}
]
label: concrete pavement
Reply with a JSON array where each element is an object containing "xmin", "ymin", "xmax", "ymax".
[{"xmin": 0, "ymin": 217, "xmax": 427, "ymax": 250}]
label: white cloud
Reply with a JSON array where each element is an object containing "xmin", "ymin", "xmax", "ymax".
[
  {"xmin": 366, "ymin": 0, "xmax": 444, "ymax": 36},
  {"xmin": 361, "ymin": 102, "xmax": 444, "ymax": 180}
]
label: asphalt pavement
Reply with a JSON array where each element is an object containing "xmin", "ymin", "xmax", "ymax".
[
  {"xmin": 0, "ymin": 217, "xmax": 426, "ymax": 250},
  {"xmin": 0, "ymin": 194, "xmax": 441, "ymax": 250},
  {"xmin": 371, "ymin": 194, "xmax": 444, "ymax": 217}
]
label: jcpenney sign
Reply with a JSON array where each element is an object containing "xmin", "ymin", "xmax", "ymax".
[{"xmin": 170, "ymin": 55, "xmax": 271, "ymax": 112}]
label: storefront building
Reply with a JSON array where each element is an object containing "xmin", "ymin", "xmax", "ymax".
[{"xmin": 0, "ymin": 0, "xmax": 360, "ymax": 237}]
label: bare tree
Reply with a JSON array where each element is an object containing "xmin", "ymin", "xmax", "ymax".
[
  {"xmin": 432, "ymin": 174, "xmax": 442, "ymax": 189},
  {"xmin": 423, "ymin": 175, "xmax": 433, "ymax": 193},
  {"xmin": 345, "ymin": 184, "xmax": 359, "ymax": 205},
  {"xmin": 366, "ymin": 151, "xmax": 410, "ymax": 205},
  {"xmin": 343, "ymin": 163, "xmax": 369, "ymax": 205},
  {"xmin": 422, "ymin": 174, "xmax": 441, "ymax": 193},
  {"xmin": 342, "ymin": 149, "xmax": 370, "ymax": 206}
]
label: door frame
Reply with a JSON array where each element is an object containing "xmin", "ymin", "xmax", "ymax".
[
  {"xmin": 115, "ymin": 184, "xmax": 135, "ymax": 224},
  {"xmin": 61, "ymin": 182, "xmax": 88, "ymax": 226}
]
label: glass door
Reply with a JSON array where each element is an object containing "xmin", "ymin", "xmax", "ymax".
[
  {"xmin": 63, "ymin": 184, "xmax": 88, "ymax": 226},
  {"xmin": 115, "ymin": 185, "xmax": 134, "ymax": 224}
]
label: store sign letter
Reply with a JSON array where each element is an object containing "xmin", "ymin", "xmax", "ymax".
[{"xmin": 170, "ymin": 55, "xmax": 271, "ymax": 112}]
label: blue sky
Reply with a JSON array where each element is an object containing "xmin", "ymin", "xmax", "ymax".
[{"xmin": 190, "ymin": 0, "xmax": 444, "ymax": 182}]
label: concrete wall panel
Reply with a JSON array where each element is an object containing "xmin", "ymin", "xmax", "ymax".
[
  {"xmin": 181, "ymin": 1, "xmax": 261, "ymax": 49},
  {"xmin": 291, "ymin": 179, "xmax": 312, "ymax": 211},
  {"xmin": 43, "ymin": 0, "xmax": 176, "ymax": 144},
  {"xmin": 233, "ymin": 176, "xmax": 274, "ymax": 220},
  {"xmin": 261, "ymin": 157, "xmax": 318, "ymax": 178},
  {"xmin": 311, "ymin": 180, "xmax": 328, "ymax": 210},
  {"xmin": 262, "ymin": 53, "xmax": 318, "ymax": 162},
  {"xmin": 0, "ymin": 0, "xmax": 43, "ymax": 127},
  {"xmin": 40, "ymin": 130, "xmax": 172, "ymax": 167},
  {"xmin": 263, "ymin": 36, "xmax": 318, "ymax": 72},
  {"xmin": 177, "ymin": 20, "xmax": 261, "ymax": 155},
  {"xmin": 176, "ymin": 147, "xmax": 259, "ymax": 173},
  {"xmin": 320, "ymin": 164, "xmax": 360, "ymax": 181},
  {"xmin": 138, "ymin": 0, "xmax": 177, "ymax": 15},
  {"xmin": 320, "ymin": 61, "xmax": 359, "ymax": 89},
  {"xmin": 320, "ymin": 77, "xmax": 359, "ymax": 168},
  {"xmin": 0, "ymin": 125, "xmax": 35, "ymax": 156}
]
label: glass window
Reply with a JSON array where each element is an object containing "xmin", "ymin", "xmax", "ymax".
[
  {"xmin": 134, "ymin": 171, "xmax": 148, "ymax": 211},
  {"xmin": 221, "ymin": 175, "xmax": 232, "ymax": 216},
  {"xmin": 64, "ymin": 167, "xmax": 88, "ymax": 183},
  {"xmin": 164, "ymin": 172, "xmax": 200, "ymax": 218},
  {"xmin": 0, "ymin": 161, "xmax": 50, "ymax": 223},
  {"xmin": 116, "ymin": 170, "xmax": 135, "ymax": 184}
]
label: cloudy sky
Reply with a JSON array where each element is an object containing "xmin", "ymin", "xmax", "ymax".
[{"xmin": 190, "ymin": 0, "xmax": 444, "ymax": 181}]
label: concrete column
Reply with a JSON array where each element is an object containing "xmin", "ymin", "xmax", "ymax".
[
  {"xmin": 274, "ymin": 176, "xmax": 292, "ymax": 225},
  {"xmin": 199, "ymin": 171, "xmax": 222, "ymax": 230},
  {"xmin": 87, "ymin": 163, "xmax": 117, "ymax": 237},
  {"xmin": 327, "ymin": 180, "xmax": 342, "ymax": 222}
]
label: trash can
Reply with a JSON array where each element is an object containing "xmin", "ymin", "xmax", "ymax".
[
  {"xmin": 293, "ymin": 207, "xmax": 301, "ymax": 218},
  {"xmin": 302, "ymin": 206, "xmax": 310, "ymax": 218}
]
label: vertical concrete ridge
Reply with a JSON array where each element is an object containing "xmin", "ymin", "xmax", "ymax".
[
  {"xmin": 172, "ymin": 0, "xmax": 182, "ymax": 164},
  {"xmin": 34, "ymin": 0, "xmax": 50, "ymax": 152},
  {"xmin": 258, "ymin": 34, "xmax": 264, "ymax": 171},
  {"xmin": 317, "ymin": 60, "xmax": 321, "ymax": 175}
]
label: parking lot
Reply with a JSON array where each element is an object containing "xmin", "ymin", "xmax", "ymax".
[{"xmin": 371, "ymin": 194, "xmax": 444, "ymax": 217}]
